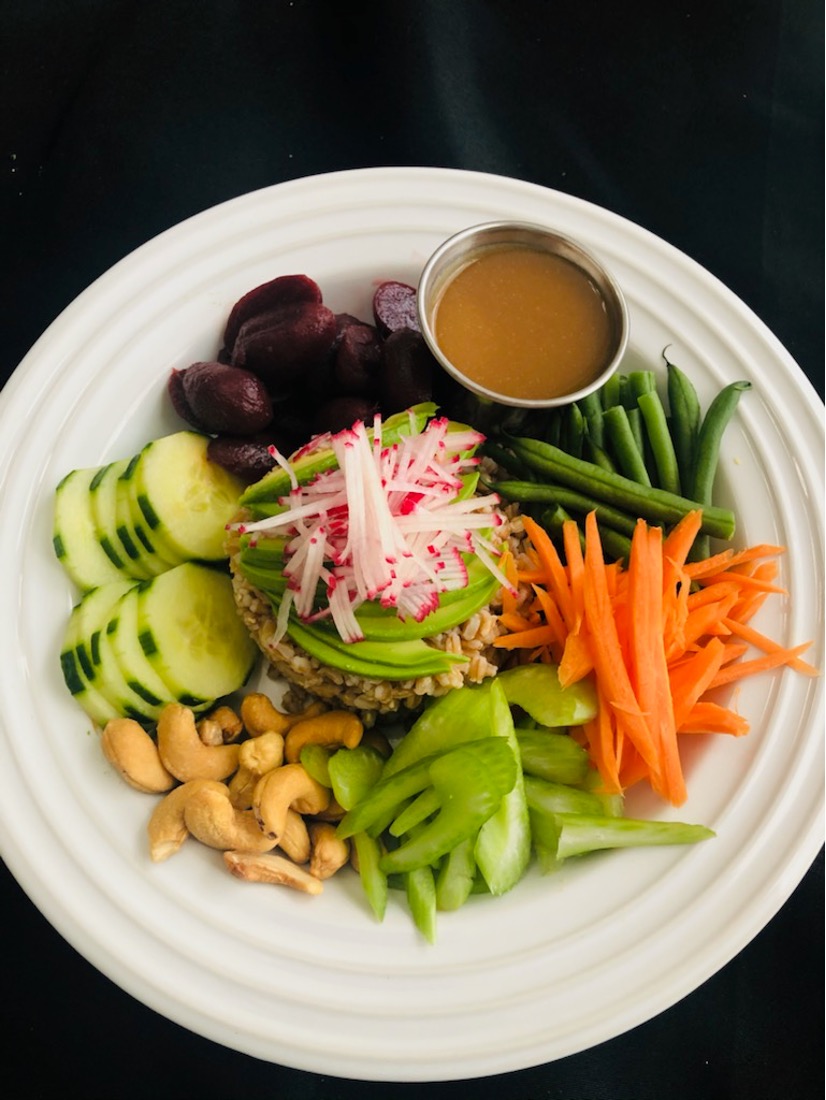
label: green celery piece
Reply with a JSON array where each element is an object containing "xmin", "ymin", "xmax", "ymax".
[
  {"xmin": 497, "ymin": 664, "xmax": 597, "ymax": 727},
  {"xmin": 379, "ymin": 736, "xmax": 517, "ymax": 875},
  {"xmin": 525, "ymin": 776, "xmax": 616, "ymax": 854},
  {"xmin": 534, "ymin": 842, "xmax": 564, "ymax": 875},
  {"xmin": 286, "ymin": 620, "xmax": 468, "ymax": 680},
  {"xmin": 241, "ymin": 402, "xmax": 438, "ymax": 513},
  {"xmin": 327, "ymin": 745, "xmax": 385, "ymax": 811},
  {"xmin": 299, "ymin": 743, "xmax": 332, "ymax": 788},
  {"xmin": 351, "ymin": 831, "xmax": 388, "ymax": 921},
  {"xmin": 389, "ymin": 787, "xmax": 441, "ymax": 837},
  {"xmin": 405, "ymin": 864, "xmax": 437, "ymax": 944},
  {"xmin": 435, "ymin": 836, "xmax": 476, "ymax": 912},
  {"xmin": 552, "ymin": 813, "xmax": 715, "ymax": 860},
  {"xmin": 337, "ymin": 754, "xmax": 440, "ymax": 839},
  {"xmin": 515, "ymin": 728, "xmax": 591, "ymax": 786},
  {"xmin": 381, "ymin": 679, "xmax": 500, "ymax": 778},
  {"xmin": 473, "ymin": 680, "xmax": 531, "ymax": 895},
  {"xmin": 524, "ymin": 775, "xmax": 616, "ymax": 820}
]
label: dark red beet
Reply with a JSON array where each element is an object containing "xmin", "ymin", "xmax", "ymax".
[
  {"xmin": 378, "ymin": 329, "xmax": 435, "ymax": 413},
  {"xmin": 179, "ymin": 361, "xmax": 273, "ymax": 435},
  {"xmin": 222, "ymin": 274, "xmax": 323, "ymax": 357},
  {"xmin": 207, "ymin": 436, "xmax": 275, "ymax": 484},
  {"xmin": 168, "ymin": 368, "xmax": 211, "ymax": 432},
  {"xmin": 373, "ymin": 281, "xmax": 420, "ymax": 338},
  {"xmin": 231, "ymin": 302, "xmax": 338, "ymax": 395},
  {"xmin": 312, "ymin": 395, "xmax": 378, "ymax": 435},
  {"xmin": 333, "ymin": 323, "xmax": 382, "ymax": 394}
]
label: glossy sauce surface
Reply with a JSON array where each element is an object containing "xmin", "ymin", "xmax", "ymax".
[{"xmin": 433, "ymin": 245, "xmax": 613, "ymax": 400}]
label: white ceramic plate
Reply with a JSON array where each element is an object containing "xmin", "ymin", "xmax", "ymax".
[{"xmin": 0, "ymin": 168, "xmax": 822, "ymax": 1082}]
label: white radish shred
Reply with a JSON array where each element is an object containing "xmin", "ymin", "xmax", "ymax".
[{"xmin": 237, "ymin": 415, "xmax": 511, "ymax": 642}]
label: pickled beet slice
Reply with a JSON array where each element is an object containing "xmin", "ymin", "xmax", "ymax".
[
  {"xmin": 207, "ymin": 436, "xmax": 275, "ymax": 484},
  {"xmin": 333, "ymin": 323, "xmax": 382, "ymax": 395},
  {"xmin": 178, "ymin": 361, "xmax": 273, "ymax": 435},
  {"xmin": 222, "ymin": 274, "xmax": 323, "ymax": 357},
  {"xmin": 312, "ymin": 395, "xmax": 378, "ymax": 435},
  {"xmin": 378, "ymin": 329, "xmax": 435, "ymax": 414},
  {"xmin": 168, "ymin": 368, "xmax": 211, "ymax": 432},
  {"xmin": 373, "ymin": 281, "xmax": 420, "ymax": 338},
  {"xmin": 231, "ymin": 302, "xmax": 338, "ymax": 395}
]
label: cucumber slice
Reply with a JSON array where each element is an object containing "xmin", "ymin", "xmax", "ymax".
[
  {"xmin": 90, "ymin": 460, "xmax": 153, "ymax": 581},
  {"xmin": 118, "ymin": 452, "xmax": 183, "ymax": 569},
  {"xmin": 53, "ymin": 467, "xmax": 127, "ymax": 591},
  {"xmin": 113, "ymin": 458, "xmax": 172, "ymax": 576},
  {"xmin": 61, "ymin": 581, "xmax": 135, "ymax": 725},
  {"xmin": 132, "ymin": 432, "xmax": 244, "ymax": 561},
  {"xmin": 108, "ymin": 585, "xmax": 209, "ymax": 712},
  {"xmin": 94, "ymin": 610, "xmax": 164, "ymax": 723},
  {"xmin": 135, "ymin": 562, "xmax": 257, "ymax": 701}
]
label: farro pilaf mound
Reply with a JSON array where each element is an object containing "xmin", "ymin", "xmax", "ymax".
[{"xmin": 227, "ymin": 506, "xmax": 529, "ymax": 726}]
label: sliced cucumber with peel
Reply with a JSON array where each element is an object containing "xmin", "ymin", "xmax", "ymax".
[
  {"xmin": 60, "ymin": 565, "xmax": 255, "ymax": 725},
  {"xmin": 54, "ymin": 468, "xmax": 127, "ymax": 591},
  {"xmin": 60, "ymin": 581, "xmax": 133, "ymax": 725},
  {"xmin": 130, "ymin": 432, "xmax": 244, "ymax": 563},
  {"xmin": 135, "ymin": 562, "xmax": 257, "ymax": 703}
]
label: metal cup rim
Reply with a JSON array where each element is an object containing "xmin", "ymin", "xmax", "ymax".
[{"xmin": 416, "ymin": 220, "xmax": 629, "ymax": 409}]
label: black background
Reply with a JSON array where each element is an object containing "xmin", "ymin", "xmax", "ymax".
[{"xmin": 1, "ymin": 2, "xmax": 823, "ymax": 1098}]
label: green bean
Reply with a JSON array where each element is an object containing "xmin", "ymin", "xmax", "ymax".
[
  {"xmin": 666, "ymin": 360, "xmax": 701, "ymax": 489},
  {"xmin": 544, "ymin": 408, "xmax": 561, "ymax": 447},
  {"xmin": 479, "ymin": 440, "xmax": 534, "ymax": 480},
  {"xmin": 688, "ymin": 380, "xmax": 751, "ymax": 558},
  {"xmin": 576, "ymin": 392, "xmax": 605, "ymax": 449},
  {"xmin": 603, "ymin": 405, "xmax": 651, "ymax": 486},
  {"xmin": 628, "ymin": 370, "xmax": 656, "ymax": 401},
  {"xmin": 690, "ymin": 380, "xmax": 751, "ymax": 505},
  {"xmin": 599, "ymin": 525, "xmax": 633, "ymax": 562},
  {"xmin": 600, "ymin": 372, "xmax": 623, "ymax": 409},
  {"xmin": 539, "ymin": 504, "xmax": 578, "ymax": 544},
  {"xmin": 505, "ymin": 435, "xmax": 736, "ymax": 540},
  {"xmin": 626, "ymin": 407, "xmax": 652, "ymax": 473},
  {"xmin": 637, "ymin": 390, "xmax": 681, "ymax": 495},
  {"xmin": 493, "ymin": 480, "xmax": 638, "ymax": 536},
  {"xmin": 560, "ymin": 402, "xmax": 585, "ymax": 458},
  {"xmin": 584, "ymin": 435, "xmax": 617, "ymax": 473}
]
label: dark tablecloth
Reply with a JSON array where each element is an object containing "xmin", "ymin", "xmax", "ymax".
[{"xmin": 1, "ymin": 3, "xmax": 822, "ymax": 1097}]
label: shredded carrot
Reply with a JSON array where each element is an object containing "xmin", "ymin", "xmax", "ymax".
[{"xmin": 493, "ymin": 509, "xmax": 818, "ymax": 806}]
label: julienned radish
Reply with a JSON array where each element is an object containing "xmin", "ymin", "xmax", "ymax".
[{"xmin": 232, "ymin": 412, "xmax": 515, "ymax": 645}]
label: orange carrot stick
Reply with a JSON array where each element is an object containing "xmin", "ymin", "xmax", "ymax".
[
  {"xmin": 722, "ymin": 617, "xmax": 820, "ymax": 677},
  {"xmin": 582, "ymin": 512, "xmax": 661, "ymax": 782},
  {"xmin": 521, "ymin": 514, "xmax": 576, "ymax": 631},
  {"xmin": 708, "ymin": 642, "xmax": 814, "ymax": 688}
]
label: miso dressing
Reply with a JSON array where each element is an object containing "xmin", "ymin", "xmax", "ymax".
[{"xmin": 433, "ymin": 245, "xmax": 613, "ymax": 401}]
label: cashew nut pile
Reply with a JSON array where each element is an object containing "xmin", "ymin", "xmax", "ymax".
[{"xmin": 101, "ymin": 692, "xmax": 365, "ymax": 894}]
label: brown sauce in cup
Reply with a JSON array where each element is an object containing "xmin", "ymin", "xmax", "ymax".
[{"xmin": 433, "ymin": 245, "xmax": 613, "ymax": 401}]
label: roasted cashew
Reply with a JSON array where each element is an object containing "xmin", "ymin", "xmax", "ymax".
[
  {"xmin": 182, "ymin": 784, "xmax": 277, "ymax": 853},
  {"xmin": 308, "ymin": 822, "xmax": 350, "ymax": 880},
  {"xmin": 223, "ymin": 850, "xmax": 323, "ymax": 895},
  {"xmin": 101, "ymin": 718, "xmax": 175, "ymax": 793},
  {"xmin": 252, "ymin": 763, "xmax": 330, "ymax": 841},
  {"xmin": 147, "ymin": 779, "xmax": 226, "ymax": 862},
  {"xmin": 279, "ymin": 809, "xmax": 311, "ymax": 864},
  {"xmin": 284, "ymin": 710, "xmax": 364, "ymax": 764},
  {"xmin": 156, "ymin": 703, "xmax": 241, "ymax": 783},
  {"xmin": 312, "ymin": 796, "xmax": 346, "ymax": 823},
  {"xmin": 240, "ymin": 692, "xmax": 294, "ymax": 737},
  {"xmin": 227, "ymin": 731, "xmax": 286, "ymax": 809},
  {"xmin": 197, "ymin": 705, "xmax": 243, "ymax": 746},
  {"xmin": 240, "ymin": 693, "xmax": 327, "ymax": 737}
]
